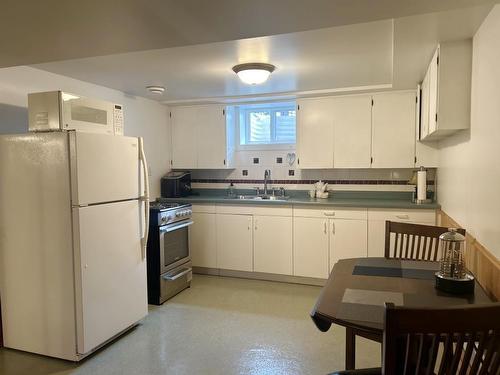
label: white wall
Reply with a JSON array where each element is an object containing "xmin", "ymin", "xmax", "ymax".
[
  {"xmin": 438, "ymin": 5, "xmax": 500, "ymax": 258},
  {"xmin": 0, "ymin": 66, "xmax": 171, "ymax": 198}
]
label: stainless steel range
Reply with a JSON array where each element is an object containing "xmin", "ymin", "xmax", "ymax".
[{"xmin": 146, "ymin": 201, "xmax": 193, "ymax": 304}]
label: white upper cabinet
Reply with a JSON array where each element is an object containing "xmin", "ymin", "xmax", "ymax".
[
  {"xmin": 170, "ymin": 106, "xmax": 198, "ymax": 169},
  {"xmin": 420, "ymin": 40, "xmax": 472, "ymax": 140},
  {"xmin": 332, "ymin": 95, "xmax": 372, "ymax": 168},
  {"xmin": 171, "ymin": 104, "xmax": 234, "ymax": 169},
  {"xmin": 415, "ymin": 85, "xmax": 439, "ymax": 167},
  {"xmin": 296, "ymin": 98, "xmax": 335, "ymax": 169},
  {"xmin": 371, "ymin": 92, "xmax": 416, "ymax": 168}
]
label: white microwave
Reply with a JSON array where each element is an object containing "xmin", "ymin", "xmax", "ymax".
[{"xmin": 28, "ymin": 91, "xmax": 123, "ymax": 135}]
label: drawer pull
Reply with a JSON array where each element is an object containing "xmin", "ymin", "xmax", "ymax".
[
  {"xmin": 396, "ymin": 215, "xmax": 410, "ymax": 220},
  {"xmin": 323, "ymin": 211, "xmax": 335, "ymax": 217},
  {"xmin": 162, "ymin": 268, "xmax": 192, "ymax": 281}
]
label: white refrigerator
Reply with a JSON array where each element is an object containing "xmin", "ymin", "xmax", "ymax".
[{"xmin": 0, "ymin": 131, "xmax": 149, "ymax": 360}]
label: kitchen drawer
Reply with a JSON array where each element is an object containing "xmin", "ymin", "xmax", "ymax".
[
  {"xmin": 293, "ymin": 206, "xmax": 367, "ymax": 220},
  {"xmin": 215, "ymin": 204, "xmax": 292, "ymax": 216},
  {"xmin": 216, "ymin": 204, "xmax": 254, "ymax": 215},
  {"xmin": 252, "ymin": 205, "xmax": 292, "ymax": 217},
  {"xmin": 367, "ymin": 209, "xmax": 436, "ymax": 224},
  {"xmin": 191, "ymin": 204, "xmax": 216, "ymax": 214}
]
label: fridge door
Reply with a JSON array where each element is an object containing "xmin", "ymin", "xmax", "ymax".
[
  {"xmin": 70, "ymin": 132, "xmax": 140, "ymax": 206},
  {"xmin": 72, "ymin": 200, "xmax": 148, "ymax": 355}
]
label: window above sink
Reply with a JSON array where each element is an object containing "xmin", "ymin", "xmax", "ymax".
[{"xmin": 233, "ymin": 101, "xmax": 296, "ymax": 150}]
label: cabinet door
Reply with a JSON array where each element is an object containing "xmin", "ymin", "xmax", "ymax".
[
  {"xmin": 216, "ymin": 214, "xmax": 253, "ymax": 272},
  {"xmin": 296, "ymin": 98, "xmax": 334, "ymax": 169},
  {"xmin": 189, "ymin": 212, "xmax": 216, "ymax": 268},
  {"xmin": 428, "ymin": 47, "xmax": 439, "ymax": 136},
  {"xmin": 253, "ymin": 215, "xmax": 292, "ymax": 275},
  {"xmin": 196, "ymin": 105, "xmax": 227, "ymax": 169},
  {"xmin": 368, "ymin": 220, "xmax": 386, "ymax": 258},
  {"xmin": 332, "ymin": 96, "xmax": 372, "ymax": 168},
  {"xmin": 372, "ymin": 92, "xmax": 416, "ymax": 168},
  {"xmin": 420, "ymin": 66, "xmax": 431, "ymax": 140},
  {"xmin": 416, "ymin": 87, "xmax": 438, "ymax": 167},
  {"xmin": 171, "ymin": 106, "xmax": 198, "ymax": 168},
  {"xmin": 329, "ymin": 219, "xmax": 367, "ymax": 271},
  {"xmin": 293, "ymin": 217, "xmax": 329, "ymax": 278}
]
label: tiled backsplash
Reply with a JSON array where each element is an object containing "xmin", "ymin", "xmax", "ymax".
[{"xmin": 187, "ymin": 149, "xmax": 436, "ymax": 192}]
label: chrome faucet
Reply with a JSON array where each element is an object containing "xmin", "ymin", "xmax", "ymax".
[{"xmin": 264, "ymin": 169, "xmax": 271, "ymax": 195}]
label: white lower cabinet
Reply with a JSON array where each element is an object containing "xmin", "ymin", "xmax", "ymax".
[
  {"xmin": 190, "ymin": 204, "xmax": 436, "ymax": 280},
  {"xmin": 367, "ymin": 209, "xmax": 436, "ymax": 257},
  {"xmin": 293, "ymin": 217, "xmax": 329, "ymax": 279},
  {"xmin": 190, "ymin": 212, "xmax": 217, "ymax": 268},
  {"xmin": 216, "ymin": 214, "xmax": 253, "ymax": 272},
  {"xmin": 329, "ymin": 219, "xmax": 368, "ymax": 271},
  {"xmin": 253, "ymin": 215, "xmax": 293, "ymax": 275}
]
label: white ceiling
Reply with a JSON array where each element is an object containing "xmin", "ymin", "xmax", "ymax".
[
  {"xmin": 34, "ymin": 20, "xmax": 394, "ymax": 103},
  {"xmin": 32, "ymin": 4, "xmax": 493, "ymax": 104},
  {"xmin": 1, "ymin": 0, "xmax": 496, "ymax": 68}
]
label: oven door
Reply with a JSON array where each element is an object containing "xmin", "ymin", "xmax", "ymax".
[{"xmin": 159, "ymin": 219, "xmax": 193, "ymax": 274}]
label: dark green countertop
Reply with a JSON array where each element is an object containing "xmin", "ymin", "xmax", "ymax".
[{"xmin": 158, "ymin": 189, "xmax": 440, "ymax": 210}]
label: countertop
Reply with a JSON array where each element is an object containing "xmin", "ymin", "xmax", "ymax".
[{"xmin": 158, "ymin": 190, "xmax": 440, "ymax": 210}]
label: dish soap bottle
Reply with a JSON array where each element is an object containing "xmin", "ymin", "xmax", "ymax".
[{"xmin": 227, "ymin": 182, "xmax": 235, "ymax": 198}]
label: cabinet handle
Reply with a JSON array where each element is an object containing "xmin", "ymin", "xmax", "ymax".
[
  {"xmin": 396, "ymin": 214, "xmax": 410, "ymax": 220},
  {"xmin": 332, "ymin": 221, "xmax": 335, "ymax": 235},
  {"xmin": 323, "ymin": 211, "xmax": 335, "ymax": 217},
  {"xmin": 323, "ymin": 221, "xmax": 327, "ymax": 234},
  {"xmin": 254, "ymin": 219, "xmax": 258, "ymax": 230}
]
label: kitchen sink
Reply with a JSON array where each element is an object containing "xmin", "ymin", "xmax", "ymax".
[{"xmin": 226, "ymin": 195, "xmax": 290, "ymax": 201}]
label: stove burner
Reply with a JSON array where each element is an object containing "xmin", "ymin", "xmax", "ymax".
[{"xmin": 150, "ymin": 202, "xmax": 181, "ymax": 210}]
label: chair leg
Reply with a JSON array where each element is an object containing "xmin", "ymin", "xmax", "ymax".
[{"xmin": 346, "ymin": 327, "xmax": 356, "ymax": 370}]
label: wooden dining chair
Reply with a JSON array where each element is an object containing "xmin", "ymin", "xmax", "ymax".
[
  {"xmin": 330, "ymin": 302, "xmax": 500, "ymax": 375},
  {"xmin": 385, "ymin": 221, "xmax": 466, "ymax": 261}
]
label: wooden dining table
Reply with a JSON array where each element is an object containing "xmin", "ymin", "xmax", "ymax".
[{"xmin": 310, "ymin": 257, "xmax": 493, "ymax": 370}]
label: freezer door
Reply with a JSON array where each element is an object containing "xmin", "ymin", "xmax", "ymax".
[
  {"xmin": 70, "ymin": 132, "xmax": 140, "ymax": 206},
  {"xmin": 72, "ymin": 200, "xmax": 148, "ymax": 355}
]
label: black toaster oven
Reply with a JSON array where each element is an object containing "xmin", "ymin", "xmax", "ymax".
[{"xmin": 161, "ymin": 171, "xmax": 192, "ymax": 198}]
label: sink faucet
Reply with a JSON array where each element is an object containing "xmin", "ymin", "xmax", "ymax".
[{"xmin": 264, "ymin": 169, "xmax": 271, "ymax": 195}]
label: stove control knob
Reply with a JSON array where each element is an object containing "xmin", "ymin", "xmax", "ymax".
[{"xmin": 175, "ymin": 212, "xmax": 181, "ymax": 217}]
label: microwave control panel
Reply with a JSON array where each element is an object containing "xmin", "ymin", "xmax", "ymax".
[{"xmin": 113, "ymin": 105, "xmax": 124, "ymax": 135}]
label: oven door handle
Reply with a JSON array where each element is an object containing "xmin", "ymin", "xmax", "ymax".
[
  {"xmin": 160, "ymin": 220, "xmax": 194, "ymax": 233},
  {"xmin": 162, "ymin": 267, "xmax": 192, "ymax": 281}
]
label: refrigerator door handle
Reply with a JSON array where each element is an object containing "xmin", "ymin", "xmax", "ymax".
[{"xmin": 139, "ymin": 137, "xmax": 150, "ymax": 260}]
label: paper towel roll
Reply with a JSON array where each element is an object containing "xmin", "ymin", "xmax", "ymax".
[{"xmin": 417, "ymin": 169, "xmax": 427, "ymax": 201}]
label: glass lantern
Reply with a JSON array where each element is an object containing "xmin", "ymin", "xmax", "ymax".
[{"xmin": 435, "ymin": 229, "xmax": 475, "ymax": 294}]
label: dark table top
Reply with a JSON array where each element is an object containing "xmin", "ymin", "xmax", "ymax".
[{"xmin": 311, "ymin": 258, "xmax": 493, "ymax": 335}]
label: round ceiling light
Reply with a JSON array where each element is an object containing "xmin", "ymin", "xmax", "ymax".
[
  {"xmin": 232, "ymin": 63, "xmax": 276, "ymax": 85},
  {"xmin": 146, "ymin": 85, "xmax": 166, "ymax": 94}
]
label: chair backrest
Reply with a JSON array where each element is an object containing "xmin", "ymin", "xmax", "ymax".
[
  {"xmin": 384, "ymin": 221, "xmax": 466, "ymax": 261},
  {"xmin": 383, "ymin": 302, "xmax": 500, "ymax": 375}
]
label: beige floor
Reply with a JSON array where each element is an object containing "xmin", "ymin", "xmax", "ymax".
[{"xmin": 0, "ymin": 275, "xmax": 381, "ymax": 374}]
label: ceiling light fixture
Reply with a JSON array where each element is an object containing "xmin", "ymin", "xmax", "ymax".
[
  {"xmin": 146, "ymin": 85, "xmax": 166, "ymax": 94},
  {"xmin": 232, "ymin": 63, "xmax": 276, "ymax": 85}
]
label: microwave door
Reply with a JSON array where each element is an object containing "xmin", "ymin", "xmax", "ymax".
[
  {"xmin": 62, "ymin": 95, "xmax": 115, "ymax": 135},
  {"xmin": 69, "ymin": 132, "xmax": 140, "ymax": 206}
]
